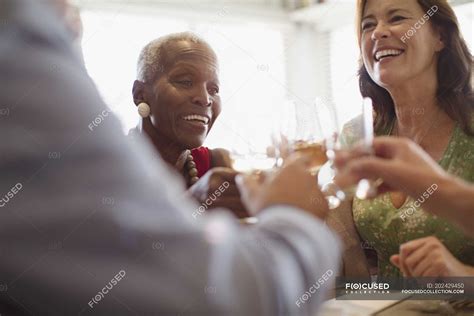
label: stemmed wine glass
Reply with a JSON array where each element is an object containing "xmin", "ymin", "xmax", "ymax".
[
  {"xmin": 275, "ymin": 100, "xmax": 328, "ymax": 171},
  {"xmin": 315, "ymin": 97, "xmax": 378, "ymax": 209},
  {"xmin": 229, "ymin": 127, "xmax": 276, "ymax": 225}
]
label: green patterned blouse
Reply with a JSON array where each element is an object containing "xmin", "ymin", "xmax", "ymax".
[{"xmin": 342, "ymin": 118, "xmax": 474, "ymax": 277}]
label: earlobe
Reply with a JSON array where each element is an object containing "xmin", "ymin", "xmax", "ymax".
[
  {"xmin": 133, "ymin": 80, "xmax": 152, "ymax": 118},
  {"xmin": 132, "ymin": 80, "xmax": 146, "ymax": 106},
  {"xmin": 436, "ymin": 38, "xmax": 445, "ymax": 52},
  {"xmin": 435, "ymin": 29, "xmax": 446, "ymax": 52}
]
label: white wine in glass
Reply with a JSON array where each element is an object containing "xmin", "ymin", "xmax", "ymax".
[
  {"xmin": 292, "ymin": 141, "xmax": 328, "ymax": 175},
  {"xmin": 279, "ymin": 100, "xmax": 328, "ymax": 172}
]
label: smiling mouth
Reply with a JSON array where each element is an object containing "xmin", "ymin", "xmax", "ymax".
[
  {"xmin": 182, "ymin": 114, "xmax": 210, "ymax": 125},
  {"xmin": 374, "ymin": 49, "xmax": 405, "ymax": 62}
]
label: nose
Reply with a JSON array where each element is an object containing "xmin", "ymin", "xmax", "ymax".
[
  {"xmin": 371, "ymin": 22, "xmax": 391, "ymax": 41},
  {"xmin": 192, "ymin": 85, "xmax": 212, "ymax": 107}
]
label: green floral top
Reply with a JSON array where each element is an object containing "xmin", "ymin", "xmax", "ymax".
[{"xmin": 343, "ymin": 119, "xmax": 474, "ymax": 277}]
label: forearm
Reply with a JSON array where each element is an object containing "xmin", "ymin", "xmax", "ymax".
[
  {"xmin": 449, "ymin": 178, "xmax": 474, "ymax": 235},
  {"xmin": 430, "ymin": 175, "xmax": 474, "ymax": 236},
  {"xmin": 255, "ymin": 206, "xmax": 341, "ymax": 314}
]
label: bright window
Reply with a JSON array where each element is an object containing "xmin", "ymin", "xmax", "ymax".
[{"xmin": 81, "ymin": 9, "xmax": 286, "ymax": 153}]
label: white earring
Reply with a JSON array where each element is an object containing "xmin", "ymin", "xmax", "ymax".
[{"xmin": 137, "ymin": 102, "xmax": 151, "ymax": 118}]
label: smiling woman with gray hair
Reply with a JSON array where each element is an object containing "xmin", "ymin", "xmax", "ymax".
[{"xmin": 130, "ymin": 33, "xmax": 249, "ymax": 218}]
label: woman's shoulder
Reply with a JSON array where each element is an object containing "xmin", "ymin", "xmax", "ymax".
[
  {"xmin": 445, "ymin": 116, "xmax": 474, "ymax": 181},
  {"xmin": 469, "ymin": 113, "xmax": 474, "ymax": 131},
  {"xmin": 339, "ymin": 115, "xmax": 378, "ymax": 148},
  {"xmin": 453, "ymin": 114, "xmax": 474, "ymax": 143}
]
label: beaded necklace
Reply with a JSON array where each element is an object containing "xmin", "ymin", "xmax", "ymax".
[{"xmin": 182, "ymin": 150, "xmax": 199, "ymax": 186}]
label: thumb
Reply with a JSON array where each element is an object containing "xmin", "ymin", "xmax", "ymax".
[
  {"xmin": 175, "ymin": 150, "xmax": 191, "ymax": 170},
  {"xmin": 349, "ymin": 156, "xmax": 393, "ymax": 180},
  {"xmin": 335, "ymin": 157, "xmax": 392, "ymax": 190}
]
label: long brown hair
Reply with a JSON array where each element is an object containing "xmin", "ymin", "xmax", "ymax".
[{"xmin": 356, "ymin": 0, "xmax": 473, "ymax": 135}]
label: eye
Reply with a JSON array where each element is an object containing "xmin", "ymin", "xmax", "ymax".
[
  {"xmin": 208, "ymin": 86, "xmax": 219, "ymax": 96},
  {"xmin": 177, "ymin": 80, "xmax": 193, "ymax": 87},
  {"xmin": 390, "ymin": 15, "xmax": 406, "ymax": 23},
  {"xmin": 362, "ymin": 22, "xmax": 376, "ymax": 31}
]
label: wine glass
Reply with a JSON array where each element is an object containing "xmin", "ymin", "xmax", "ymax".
[
  {"xmin": 279, "ymin": 100, "xmax": 329, "ymax": 175},
  {"xmin": 229, "ymin": 133, "xmax": 275, "ymax": 225},
  {"xmin": 230, "ymin": 147, "xmax": 275, "ymax": 174},
  {"xmin": 269, "ymin": 100, "xmax": 297, "ymax": 168},
  {"xmin": 315, "ymin": 97, "xmax": 378, "ymax": 209}
]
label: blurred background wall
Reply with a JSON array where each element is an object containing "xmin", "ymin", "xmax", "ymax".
[{"xmin": 72, "ymin": 0, "xmax": 473, "ymax": 153}]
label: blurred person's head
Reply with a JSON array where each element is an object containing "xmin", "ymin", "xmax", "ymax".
[
  {"xmin": 356, "ymin": 0, "xmax": 473, "ymax": 134},
  {"xmin": 132, "ymin": 32, "xmax": 221, "ymax": 150}
]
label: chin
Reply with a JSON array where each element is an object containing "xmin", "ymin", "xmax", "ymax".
[
  {"xmin": 373, "ymin": 65, "xmax": 412, "ymax": 87},
  {"xmin": 374, "ymin": 73, "xmax": 404, "ymax": 89},
  {"xmin": 182, "ymin": 137, "xmax": 206, "ymax": 150}
]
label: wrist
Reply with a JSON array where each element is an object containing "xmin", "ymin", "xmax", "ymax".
[
  {"xmin": 443, "ymin": 176, "xmax": 470, "ymax": 209},
  {"xmin": 437, "ymin": 175, "xmax": 472, "ymax": 223}
]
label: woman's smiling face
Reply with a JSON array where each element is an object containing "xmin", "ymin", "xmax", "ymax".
[
  {"xmin": 361, "ymin": 0, "xmax": 445, "ymax": 89},
  {"xmin": 146, "ymin": 40, "xmax": 221, "ymax": 150}
]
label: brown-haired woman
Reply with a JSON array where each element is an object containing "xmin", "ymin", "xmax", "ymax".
[{"xmin": 342, "ymin": 0, "xmax": 474, "ymax": 277}]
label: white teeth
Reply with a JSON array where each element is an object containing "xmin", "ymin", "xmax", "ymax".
[
  {"xmin": 375, "ymin": 49, "xmax": 403, "ymax": 61},
  {"xmin": 183, "ymin": 114, "xmax": 209, "ymax": 124}
]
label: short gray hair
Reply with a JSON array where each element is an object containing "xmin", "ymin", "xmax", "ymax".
[{"xmin": 136, "ymin": 32, "xmax": 213, "ymax": 82}]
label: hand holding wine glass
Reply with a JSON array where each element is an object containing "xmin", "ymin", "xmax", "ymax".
[{"xmin": 236, "ymin": 153, "xmax": 329, "ymax": 220}]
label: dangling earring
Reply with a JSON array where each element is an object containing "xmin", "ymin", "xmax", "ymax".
[{"xmin": 137, "ymin": 102, "xmax": 151, "ymax": 118}]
